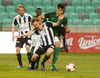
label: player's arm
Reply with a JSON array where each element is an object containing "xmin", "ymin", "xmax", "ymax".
[
  {"xmin": 65, "ymin": 26, "xmax": 70, "ymax": 33},
  {"xmin": 53, "ymin": 14, "xmax": 65, "ymax": 27},
  {"xmin": 15, "ymin": 26, "xmax": 36, "ymax": 38},
  {"xmin": 28, "ymin": 26, "xmax": 35, "ymax": 33},
  {"xmin": 15, "ymin": 31, "xmax": 34, "ymax": 39},
  {"xmin": 12, "ymin": 26, "xmax": 16, "ymax": 41},
  {"xmin": 12, "ymin": 18, "xmax": 18, "ymax": 41},
  {"xmin": 63, "ymin": 17, "xmax": 70, "ymax": 33},
  {"xmin": 38, "ymin": 14, "xmax": 45, "ymax": 25}
]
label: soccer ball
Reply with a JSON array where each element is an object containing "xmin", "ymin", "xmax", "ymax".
[{"xmin": 66, "ymin": 63, "xmax": 75, "ymax": 72}]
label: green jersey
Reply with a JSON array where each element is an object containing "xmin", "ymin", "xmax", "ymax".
[
  {"xmin": 45, "ymin": 12, "xmax": 68, "ymax": 37},
  {"xmin": 34, "ymin": 16, "xmax": 47, "ymax": 23}
]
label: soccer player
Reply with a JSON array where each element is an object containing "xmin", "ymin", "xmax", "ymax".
[
  {"xmin": 58, "ymin": 25, "xmax": 66, "ymax": 51},
  {"xmin": 38, "ymin": 3, "xmax": 70, "ymax": 70},
  {"xmin": 15, "ymin": 14, "xmax": 65, "ymax": 71},
  {"xmin": 30, "ymin": 8, "xmax": 48, "ymax": 70},
  {"xmin": 31, "ymin": 8, "xmax": 46, "ymax": 57},
  {"xmin": 34, "ymin": 8, "xmax": 46, "ymax": 21},
  {"xmin": 12, "ymin": 5, "xmax": 32, "ymax": 68}
]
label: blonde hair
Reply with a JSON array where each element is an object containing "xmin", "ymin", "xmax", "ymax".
[
  {"xmin": 31, "ymin": 17, "xmax": 39, "ymax": 25},
  {"xmin": 17, "ymin": 5, "xmax": 25, "ymax": 10}
]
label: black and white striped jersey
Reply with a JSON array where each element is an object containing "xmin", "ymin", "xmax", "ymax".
[
  {"xmin": 12, "ymin": 13, "xmax": 32, "ymax": 38},
  {"xmin": 34, "ymin": 21, "xmax": 55, "ymax": 47}
]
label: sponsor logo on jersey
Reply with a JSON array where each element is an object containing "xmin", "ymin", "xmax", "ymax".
[
  {"xmin": 16, "ymin": 18, "xmax": 19, "ymax": 19},
  {"xmin": 16, "ymin": 41, "xmax": 20, "ymax": 43}
]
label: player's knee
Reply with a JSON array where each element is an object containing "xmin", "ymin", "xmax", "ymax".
[
  {"xmin": 16, "ymin": 47, "xmax": 21, "ymax": 54},
  {"xmin": 26, "ymin": 45, "xmax": 30, "ymax": 49},
  {"xmin": 47, "ymin": 51, "xmax": 53, "ymax": 57},
  {"xmin": 31, "ymin": 54, "xmax": 38, "ymax": 61},
  {"xmin": 26, "ymin": 45, "xmax": 30, "ymax": 51},
  {"xmin": 31, "ymin": 56, "xmax": 36, "ymax": 61},
  {"xmin": 47, "ymin": 48, "xmax": 54, "ymax": 56},
  {"xmin": 55, "ymin": 42, "xmax": 60, "ymax": 47}
]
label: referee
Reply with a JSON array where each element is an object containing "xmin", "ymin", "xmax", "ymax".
[
  {"xmin": 15, "ymin": 14, "xmax": 65, "ymax": 71},
  {"xmin": 12, "ymin": 5, "xmax": 32, "ymax": 68}
]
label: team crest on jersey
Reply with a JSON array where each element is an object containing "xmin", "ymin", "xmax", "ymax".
[
  {"xmin": 61, "ymin": 24, "xmax": 64, "ymax": 27},
  {"xmin": 25, "ymin": 16, "xmax": 29, "ymax": 18}
]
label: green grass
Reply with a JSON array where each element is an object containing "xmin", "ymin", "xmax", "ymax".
[{"xmin": 0, "ymin": 53, "xmax": 100, "ymax": 78}]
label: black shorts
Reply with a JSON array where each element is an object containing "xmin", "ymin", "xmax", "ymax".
[
  {"xmin": 35, "ymin": 45, "xmax": 55, "ymax": 56},
  {"xmin": 15, "ymin": 37, "xmax": 31, "ymax": 48}
]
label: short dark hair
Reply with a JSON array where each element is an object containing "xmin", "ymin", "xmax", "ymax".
[
  {"xmin": 31, "ymin": 17, "xmax": 39, "ymax": 25},
  {"xmin": 57, "ymin": 3, "xmax": 65, "ymax": 9},
  {"xmin": 36, "ymin": 8, "xmax": 42, "ymax": 11}
]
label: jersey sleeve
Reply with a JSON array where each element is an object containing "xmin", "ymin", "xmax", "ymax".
[
  {"xmin": 29, "ymin": 14, "xmax": 33, "ymax": 18},
  {"xmin": 12, "ymin": 17, "xmax": 18, "ymax": 26},
  {"xmin": 28, "ymin": 15, "xmax": 33, "ymax": 22},
  {"xmin": 45, "ymin": 21, "xmax": 54, "ymax": 28},
  {"xmin": 44, "ymin": 12, "xmax": 55, "ymax": 18},
  {"xmin": 63, "ymin": 17, "xmax": 68, "ymax": 26}
]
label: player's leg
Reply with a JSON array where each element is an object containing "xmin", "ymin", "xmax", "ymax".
[
  {"xmin": 26, "ymin": 53, "xmax": 39, "ymax": 70},
  {"xmin": 15, "ymin": 47, "xmax": 23, "ymax": 68},
  {"xmin": 31, "ymin": 47, "xmax": 41, "ymax": 69},
  {"xmin": 25, "ymin": 38, "xmax": 32, "ymax": 67},
  {"xmin": 34, "ymin": 44, "xmax": 41, "ymax": 70},
  {"xmin": 15, "ymin": 38, "xmax": 23, "ymax": 68},
  {"xmin": 63, "ymin": 36, "xmax": 65, "ymax": 49},
  {"xmin": 26, "ymin": 46, "xmax": 45, "ymax": 70},
  {"xmin": 31, "ymin": 47, "xmax": 34, "ymax": 58},
  {"xmin": 30, "ymin": 35, "xmax": 40, "ymax": 57},
  {"xmin": 26, "ymin": 45, "xmax": 31, "ymax": 67},
  {"xmin": 31, "ymin": 53, "xmax": 39, "ymax": 69},
  {"xmin": 30, "ymin": 46, "xmax": 40, "ymax": 69},
  {"xmin": 46, "ymin": 50, "xmax": 52, "ymax": 63},
  {"xmin": 35, "ymin": 56, "xmax": 40, "ymax": 70},
  {"xmin": 51, "ymin": 37, "xmax": 60, "ymax": 71},
  {"xmin": 41, "ymin": 47, "xmax": 54, "ymax": 71},
  {"xmin": 34, "ymin": 38, "xmax": 41, "ymax": 69}
]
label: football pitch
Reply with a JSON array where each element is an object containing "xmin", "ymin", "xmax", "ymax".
[{"xmin": 0, "ymin": 53, "xmax": 100, "ymax": 78}]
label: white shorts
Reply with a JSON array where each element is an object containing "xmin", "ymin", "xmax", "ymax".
[
  {"xmin": 54, "ymin": 37, "xmax": 60, "ymax": 42},
  {"xmin": 29, "ymin": 35, "xmax": 41, "ymax": 53},
  {"xmin": 28, "ymin": 35, "xmax": 41, "ymax": 47},
  {"xmin": 31, "ymin": 35, "xmax": 41, "ymax": 46},
  {"xmin": 34, "ymin": 44, "xmax": 40, "ymax": 53},
  {"xmin": 32, "ymin": 35, "xmax": 42, "ymax": 53}
]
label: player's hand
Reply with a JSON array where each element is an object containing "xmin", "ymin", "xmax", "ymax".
[
  {"xmin": 59, "ymin": 14, "xmax": 65, "ymax": 20},
  {"xmin": 15, "ymin": 35, "xmax": 22, "ymax": 38},
  {"xmin": 66, "ymin": 27, "xmax": 70, "ymax": 33},
  {"xmin": 12, "ymin": 36, "xmax": 14, "ymax": 42}
]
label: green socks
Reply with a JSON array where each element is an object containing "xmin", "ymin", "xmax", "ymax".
[
  {"xmin": 51, "ymin": 47, "xmax": 60, "ymax": 67},
  {"xmin": 36, "ymin": 56, "xmax": 41, "ymax": 65},
  {"xmin": 31, "ymin": 48, "xmax": 34, "ymax": 58}
]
